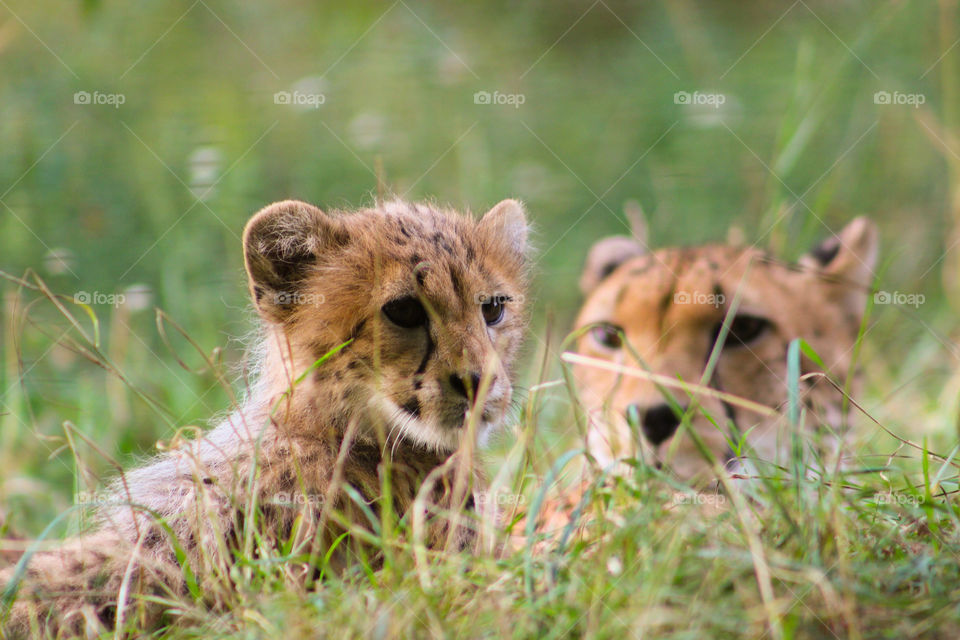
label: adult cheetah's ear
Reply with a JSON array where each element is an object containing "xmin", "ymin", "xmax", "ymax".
[
  {"xmin": 800, "ymin": 217, "xmax": 879, "ymax": 313},
  {"xmin": 478, "ymin": 199, "xmax": 529, "ymax": 256},
  {"xmin": 579, "ymin": 200, "xmax": 649, "ymax": 295},
  {"xmin": 243, "ymin": 200, "xmax": 344, "ymax": 323},
  {"xmin": 579, "ymin": 237, "xmax": 646, "ymax": 295}
]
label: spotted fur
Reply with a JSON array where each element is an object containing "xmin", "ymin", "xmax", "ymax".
[
  {"xmin": 573, "ymin": 217, "xmax": 878, "ymax": 482},
  {"xmin": 2, "ymin": 198, "xmax": 530, "ymax": 635}
]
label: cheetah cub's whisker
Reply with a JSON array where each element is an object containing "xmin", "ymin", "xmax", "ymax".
[{"xmin": 2, "ymin": 198, "xmax": 529, "ymax": 635}]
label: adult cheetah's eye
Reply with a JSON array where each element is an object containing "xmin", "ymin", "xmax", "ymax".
[
  {"xmin": 382, "ymin": 296, "xmax": 428, "ymax": 329},
  {"xmin": 712, "ymin": 314, "xmax": 770, "ymax": 349},
  {"xmin": 481, "ymin": 296, "xmax": 507, "ymax": 326},
  {"xmin": 591, "ymin": 323, "xmax": 623, "ymax": 349}
]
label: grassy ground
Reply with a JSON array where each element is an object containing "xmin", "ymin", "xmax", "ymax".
[{"xmin": 1, "ymin": 0, "xmax": 960, "ymax": 637}]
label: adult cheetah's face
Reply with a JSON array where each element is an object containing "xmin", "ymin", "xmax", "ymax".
[
  {"xmin": 573, "ymin": 218, "xmax": 878, "ymax": 482},
  {"xmin": 242, "ymin": 199, "xmax": 529, "ymax": 452}
]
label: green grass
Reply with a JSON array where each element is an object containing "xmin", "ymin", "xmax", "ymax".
[{"xmin": 2, "ymin": 0, "xmax": 960, "ymax": 638}]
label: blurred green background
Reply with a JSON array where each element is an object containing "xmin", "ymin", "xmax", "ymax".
[{"xmin": 1, "ymin": 0, "xmax": 958, "ymax": 533}]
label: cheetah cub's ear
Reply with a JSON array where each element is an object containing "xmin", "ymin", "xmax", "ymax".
[
  {"xmin": 579, "ymin": 200, "xmax": 649, "ymax": 295},
  {"xmin": 478, "ymin": 198, "xmax": 529, "ymax": 256},
  {"xmin": 243, "ymin": 199, "xmax": 345, "ymax": 323},
  {"xmin": 799, "ymin": 216, "xmax": 879, "ymax": 315}
]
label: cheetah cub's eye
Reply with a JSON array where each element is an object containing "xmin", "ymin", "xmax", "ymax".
[
  {"xmin": 712, "ymin": 314, "xmax": 770, "ymax": 349},
  {"xmin": 591, "ymin": 323, "xmax": 623, "ymax": 349},
  {"xmin": 382, "ymin": 296, "xmax": 428, "ymax": 328},
  {"xmin": 481, "ymin": 296, "xmax": 508, "ymax": 326}
]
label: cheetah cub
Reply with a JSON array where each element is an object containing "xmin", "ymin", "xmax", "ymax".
[{"xmin": 3, "ymin": 198, "xmax": 529, "ymax": 635}]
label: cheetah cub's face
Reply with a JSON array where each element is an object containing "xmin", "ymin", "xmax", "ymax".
[{"xmin": 243, "ymin": 199, "xmax": 529, "ymax": 452}]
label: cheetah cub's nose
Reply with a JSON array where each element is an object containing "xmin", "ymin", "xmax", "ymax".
[
  {"xmin": 631, "ymin": 403, "xmax": 682, "ymax": 446},
  {"xmin": 449, "ymin": 372, "xmax": 487, "ymax": 400}
]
